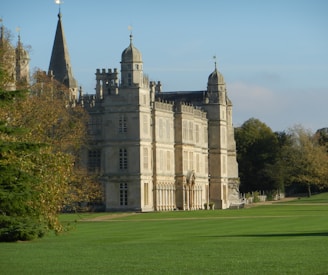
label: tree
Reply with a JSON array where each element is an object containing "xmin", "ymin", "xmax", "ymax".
[
  {"xmin": 0, "ymin": 29, "xmax": 102, "ymax": 241},
  {"xmin": 0, "ymin": 28, "xmax": 16, "ymax": 91},
  {"xmin": 314, "ymin": 128, "xmax": 328, "ymax": 153},
  {"xmin": 235, "ymin": 118, "xmax": 283, "ymax": 194},
  {"xmin": 282, "ymin": 125, "xmax": 328, "ymax": 197}
]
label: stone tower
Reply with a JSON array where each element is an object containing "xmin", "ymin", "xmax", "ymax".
[
  {"xmin": 94, "ymin": 35, "xmax": 154, "ymax": 211},
  {"xmin": 0, "ymin": 23, "xmax": 30, "ymax": 91},
  {"xmin": 15, "ymin": 34, "xmax": 30, "ymax": 87},
  {"xmin": 203, "ymin": 62, "xmax": 239, "ymax": 209},
  {"xmin": 48, "ymin": 11, "xmax": 78, "ymax": 100},
  {"xmin": 120, "ymin": 34, "xmax": 144, "ymax": 88}
]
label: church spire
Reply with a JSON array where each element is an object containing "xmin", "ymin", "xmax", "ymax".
[{"xmin": 48, "ymin": 6, "xmax": 77, "ymax": 93}]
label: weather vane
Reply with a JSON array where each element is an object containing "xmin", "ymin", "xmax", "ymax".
[
  {"xmin": 55, "ymin": 0, "xmax": 63, "ymax": 12},
  {"xmin": 16, "ymin": 26, "xmax": 21, "ymax": 39},
  {"xmin": 213, "ymin": 55, "xmax": 217, "ymax": 69},
  {"xmin": 128, "ymin": 25, "xmax": 133, "ymax": 35}
]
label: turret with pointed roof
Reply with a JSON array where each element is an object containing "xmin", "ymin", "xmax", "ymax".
[{"xmin": 49, "ymin": 11, "xmax": 78, "ymax": 99}]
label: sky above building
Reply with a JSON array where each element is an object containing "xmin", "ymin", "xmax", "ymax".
[{"xmin": 1, "ymin": 0, "xmax": 327, "ymax": 132}]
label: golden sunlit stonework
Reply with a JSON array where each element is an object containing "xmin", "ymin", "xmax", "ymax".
[
  {"xmin": 79, "ymin": 33, "xmax": 240, "ymax": 211},
  {"xmin": 2, "ymin": 11, "xmax": 240, "ymax": 212}
]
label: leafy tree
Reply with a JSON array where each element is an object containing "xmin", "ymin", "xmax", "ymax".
[
  {"xmin": 282, "ymin": 125, "xmax": 328, "ymax": 197},
  {"xmin": 314, "ymin": 128, "xmax": 328, "ymax": 152},
  {"xmin": 235, "ymin": 118, "xmax": 283, "ymax": 194},
  {"xmin": 0, "ymin": 29, "xmax": 102, "ymax": 241},
  {"xmin": 0, "ymin": 29, "xmax": 16, "ymax": 91}
]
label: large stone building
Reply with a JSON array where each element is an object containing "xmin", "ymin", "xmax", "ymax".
[
  {"xmin": 46, "ymin": 11, "xmax": 240, "ymax": 211},
  {"xmin": 78, "ymin": 33, "xmax": 240, "ymax": 211}
]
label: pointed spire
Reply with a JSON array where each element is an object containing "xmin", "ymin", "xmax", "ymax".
[{"xmin": 48, "ymin": 8, "xmax": 77, "ymax": 90}]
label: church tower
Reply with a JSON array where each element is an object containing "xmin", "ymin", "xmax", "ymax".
[
  {"xmin": 15, "ymin": 33, "xmax": 30, "ymax": 87},
  {"xmin": 48, "ymin": 10, "xmax": 78, "ymax": 100}
]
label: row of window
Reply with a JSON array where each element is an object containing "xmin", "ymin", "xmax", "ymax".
[
  {"xmin": 182, "ymin": 121, "xmax": 208, "ymax": 144},
  {"xmin": 183, "ymin": 151, "xmax": 208, "ymax": 174},
  {"xmin": 123, "ymin": 64, "xmax": 143, "ymax": 70},
  {"xmin": 89, "ymin": 115, "xmax": 209, "ymax": 143},
  {"xmin": 157, "ymin": 118, "xmax": 173, "ymax": 140},
  {"xmin": 88, "ymin": 148, "xmax": 210, "ymax": 174},
  {"xmin": 158, "ymin": 150, "xmax": 173, "ymax": 172},
  {"xmin": 144, "ymin": 148, "xmax": 173, "ymax": 172},
  {"xmin": 87, "ymin": 148, "xmax": 128, "ymax": 172}
]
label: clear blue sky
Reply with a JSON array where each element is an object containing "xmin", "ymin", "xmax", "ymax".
[{"xmin": 2, "ymin": 0, "xmax": 327, "ymax": 132}]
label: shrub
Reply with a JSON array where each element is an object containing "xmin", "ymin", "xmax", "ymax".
[
  {"xmin": 0, "ymin": 216, "xmax": 46, "ymax": 242},
  {"xmin": 253, "ymin": 191, "xmax": 260, "ymax": 203}
]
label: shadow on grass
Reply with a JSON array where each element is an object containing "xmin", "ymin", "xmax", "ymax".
[{"xmin": 205, "ymin": 232, "xmax": 328, "ymax": 238}]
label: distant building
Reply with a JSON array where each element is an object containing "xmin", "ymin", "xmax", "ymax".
[
  {"xmin": 49, "ymin": 12, "xmax": 240, "ymax": 211},
  {"xmin": 0, "ymin": 23, "xmax": 30, "ymax": 91}
]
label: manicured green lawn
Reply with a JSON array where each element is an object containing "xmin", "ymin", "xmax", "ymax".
[
  {"xmin": 281, "ymin": 192, "xmax": 328, "ymax": 204},
  {"xmin": 1, "ymin": 194, "xmax": 328, "ymax": 274}
]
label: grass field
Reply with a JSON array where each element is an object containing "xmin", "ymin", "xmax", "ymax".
[{"xmin": 1, "ymin": 194, "xmax": 328, "ymax": 275}]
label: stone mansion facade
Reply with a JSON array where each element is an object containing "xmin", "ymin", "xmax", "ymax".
[
  {"xmin": 80, "ymin": 34, "xmax": 240, "ymax": 211},
  {"xmin": 6, "ymin": 11, "xmax": 240, "ymax": 212}
]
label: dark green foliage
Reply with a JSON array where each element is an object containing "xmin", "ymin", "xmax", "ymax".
[
  {"xmin": 315, "ymin": 128, "xmax": 328, "ymax": 152},
  {"xmin": 0, "ymin": 141, "xmax": 47, "ymax": 242},
  {"xmin": 0, "ymin": 84, "xmax": 46, "ymax": 241},
  {"xmin": 235, "ymin": 118, "xmax": 283, "ymax": 193},
  {"xmin": 0, "ymin": 216, "xmax": 45, "ymax": 242},
  {"xmin": 282, "ymin": 126, "xmax": 328, "ymax": 197},
  {"xmin": 236, "ymin": 120, "xmax": 328, "ymax": 197},
  {"xmin": 1, "ymin": 34, "xmax": 92, "ymax": 242},
  {"xmin": 0, "ymin": 89, "xmax": 26, "ymax": 104}
]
